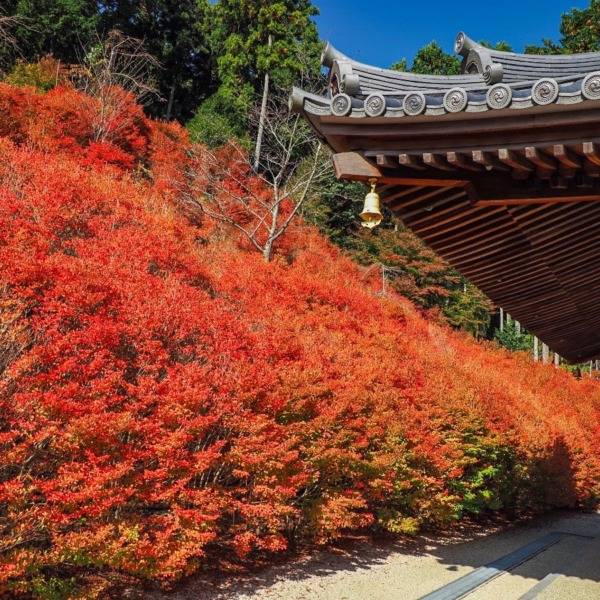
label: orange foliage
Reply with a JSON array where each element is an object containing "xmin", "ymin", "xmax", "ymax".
[{"xmin": 0, "ymin": 84, "xmax": 598, "ymax": 596}]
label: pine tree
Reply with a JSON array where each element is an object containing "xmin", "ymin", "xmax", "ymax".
[
  {"xmin": 97, "ymin": 0, "xmax": 214, "ymax": 121},
  {"xmin": 208, "ymin": 0, "xmax": 321, "ymax": 114},
  {"xmin": 526, "ymin": 0, "xmax": 600, "ymax": 54}
]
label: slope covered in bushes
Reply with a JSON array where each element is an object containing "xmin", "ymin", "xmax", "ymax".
[{"xmin": 0, "ymin": 83, "xmax": 598, "ymax": 597}]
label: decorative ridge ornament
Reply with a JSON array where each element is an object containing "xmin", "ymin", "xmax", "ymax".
[{"xmin": 454, "ymin": 31, "xmax": 478, "ymax": 56}]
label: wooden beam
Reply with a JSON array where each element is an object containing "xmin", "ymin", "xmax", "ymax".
[
  {"xmin": 550, "ymin": 175, "xmax": 569, "ymax": 189},
  {"xmin": 525, "ymin": 147, "xmax": 557, "ymax": 171},
  {"xmin": 498, "ymin": 148, "xmax": 535, "ymax": 173},
  {"xmin": 384, "ymin": 186, "xmax": 428, "ymax": 207},
  {"xmin": 376, "ymin": 154, "xmax": 398, "ymax": 168},
  {"xmin": 447, "ymin": 152, "xmax": 484, "ymax": 172},
  {"xmin": 399, "ymin": 153, "xmax": 426, "ymax": 170},
  {"xmin": 332, "ymin": 152, "xmax": 382, "ymax": 181},
  {"xmin": 583, "ymin": 142, "xmax": 600, "ymax": 166},
  {"xmin": 472, "ymin": 150, "xmax": 510, "ymax": 171},
  {"xmin": 417, "ymin": 207, "xmax": 505, "ymax": 240},
  {"xmin": 423, "ymin": 153, "xmax": 456, "ymax": 172},
  {"xmin": 475, "ymin": 195, "xmax": 600, "ymax": 206},
  {"xmin": 575, "ymin": 173, "xmax": 595, "ymax": 188},
  {"xmin": 553, "ymin": 144, "xmax": 581, "ymax": 169},
  {"xmin": 386, "ymin": 187, "xmax": 453, "ymax": 212},
  {"xmin": 406, "ymin": 195, "xmax": 472, "ymax": 229}
]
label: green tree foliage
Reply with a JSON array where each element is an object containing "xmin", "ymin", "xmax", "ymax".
[
  {"xmin": 5, "ymin": 56, "xmax": 65, "ymax": 91},
  {"xmin": 391, "ymin": 40, "xmax": 512, "ymax": 73},
  {"xmin": 526, "ymin": 0, "xmax": 600, "ymax": 54},
  {"xmin": 187, "ymin": 87, "xmax": 249, "ymax": 148},
  {"xmin": 558, "ymin": 0, "xmax": 600, "ymax": 52},
  {"xmin": 390, "ymin": 41, "xmax": 460, "ymax": 75},
  {"xmin": 6, "ymin": 0, "xmax": 99, "ymax": 65},
  {"xmin": 96, "ymin": 0, "xmax": 213, "ymax": 121},
  {"xmin": 495, "ymin": 319, "xmax": 533, "ymax": 352},
  {"xmin": 410, "ymin": 41, "xmax": 461, "ymax": 75},
  {"xmin": 478, "ymin": 40, "xmax": 513, "ymax": 52},
  {"xmin": 208, "ymin": 0, "xmax": 322, "ymax": 113},
  {"xmin": 3, "ymin": 1, "xmax": 213, "ymax": 121}
]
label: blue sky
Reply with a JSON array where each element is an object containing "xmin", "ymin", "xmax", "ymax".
[{"xmin": 313, "ymin": 1, "xmax": 586, "ymax": 68}]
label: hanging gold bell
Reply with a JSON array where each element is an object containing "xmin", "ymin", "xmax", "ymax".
[{"xmin": 359, "ymin": 178, "xmax": 383, "ymax": 228}]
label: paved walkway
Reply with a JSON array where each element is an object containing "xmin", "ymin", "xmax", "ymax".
[{"xmin": 142, "ymin": 510, "xmax": 600, "ymax": 600}]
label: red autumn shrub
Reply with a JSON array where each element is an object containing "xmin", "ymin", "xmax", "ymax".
[{"xmin": 0, "ymin": 83, "xmax": 598, "ymax": 597}]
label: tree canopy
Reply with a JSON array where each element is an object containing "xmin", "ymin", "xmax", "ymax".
[{"xmin": 526, "ymin": 0, "xmax": 600, "ymax": 54}]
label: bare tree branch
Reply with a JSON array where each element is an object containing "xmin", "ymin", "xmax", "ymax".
[
  {"xmin": 178, "ymin": 81, "xmax": 331, "ymax": 262},
  {"xmin": 0, "ymin": 11, "xmax": 21, "ymax": 72}
]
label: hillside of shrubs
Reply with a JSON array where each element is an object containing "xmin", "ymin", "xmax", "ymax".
[{"xmin": 0, "ymin": 82, "xmax": 598, "ymax": 598}]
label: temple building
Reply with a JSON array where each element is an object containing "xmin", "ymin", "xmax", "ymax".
[{"xmin": 291, "ymin": 33, "xmax": 600, "ymax": 363}]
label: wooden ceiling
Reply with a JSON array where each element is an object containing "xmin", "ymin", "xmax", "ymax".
[{"xmin": 331, "ymin": 145, "xmax": 600, "ymax": 363}]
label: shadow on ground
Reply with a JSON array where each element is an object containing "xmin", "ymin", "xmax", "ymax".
[{"xmin": 132, "ymin": 509, "xmax": 599, "ymax": 600}]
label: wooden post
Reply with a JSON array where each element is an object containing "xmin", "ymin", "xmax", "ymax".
[
  {"xmin": 554, "ymin": 353, "xmax": 560, "ymax": 367},
  {"xmin": 499, "ymin": 308, "xmax": 504, "ymax": 332},
  {"xmin": 515, "ymin": 320, "xmax": 521, "ymax": 335},
  {"xmin": 533, "ymin": 336, "xmax": 539, "ymax": 361}
]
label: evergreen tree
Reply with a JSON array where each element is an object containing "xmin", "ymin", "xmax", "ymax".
[
  {"xmin": 495, "ymin": 319, "xmax": 533, "ymax": 352},
  {"xmin": 208, "ymin": 0, "xmax": 322, "ymax": 114},
  {"xmin": 390, "ymin": 41, "xmax": 460, "ymax": 75},
  {"xmin": 409, "ymin": 41, "xmax": 461, "ymax": 75},
  {"xmin": 526, "ymin": 0, "xmax": 600, "ymax": 54},
  {"xmin": 7, "ymin": 0, "xmax": 99, "ymax": 65},
  {"xmin": 97, "ymin": 0, "xmax": 214, "ymax": 121}
]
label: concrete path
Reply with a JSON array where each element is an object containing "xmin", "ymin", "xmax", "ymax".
[{"xmin": 141, "ymin": 510, "xmax": 600, "ymax": 600}]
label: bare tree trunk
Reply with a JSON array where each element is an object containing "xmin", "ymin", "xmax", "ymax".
[
  {"xmin": 533, "ymin": 336, "xmax": 539, "ymax": 361},
  {"xmin": 262, "ymin": 184, "xmax": 279, "ymax": 262},
  {"xmin": 515, "ymin": 320, "xmax": 521, "ymax": 335},
  {"xmin": 187, "ymin": 84, "xmax": 329, "ymax": 263},
  {"xmin": 166, "ymin": 82, "xmax": 176, "ymax": 121},
  {"xmin": 253, "ymin": 35, "xmax": 272, "ymax": 172},
  {"xmin": 542, "ymin": 343, "xmax": 549, "ymax": 364},
  {"xmin": 499, "ymin": 307, "xmax": 504, "ymax": 331},
  {"xmin": 554, "ymin": 353, "xmax": 560, "ymax": 366}
]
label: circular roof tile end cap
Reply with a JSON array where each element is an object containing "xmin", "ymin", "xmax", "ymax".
[
  {"xmin": 403, "ymin": 92, "xmax": 427, "ymax": 116},
  {"xmin": 444, "ymin": 87, "xmax": 468, "ymax": 113},
  {"xmin": 582, "ymin": 72, "xmax": 600, "ymax": 100},
  {"xmin": 532, "ymin": 78, "xmax": 559, "ymax": 105},
  {"xmin": 331, "ymin": 93, "xmax": 353, "ymax": 117},
  {"xmin": 365, "ymin": 93, "xmax": 387, "ymax": 117},
  {"xmin": 455, "ymin": 32, "xmax": 477, "ymax": 56},
  {"xmin": 487, "ymin": 84, "xmax": 513, "ymax": 110}
]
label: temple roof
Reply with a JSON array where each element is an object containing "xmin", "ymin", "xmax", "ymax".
[
  {"xmin": 291, "ymin": 33, "xmax": 600, "ymax": 363},
  {"xmin": 291, "ymin": 33, "xmax": 600, "ymax": 119}
]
